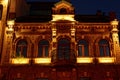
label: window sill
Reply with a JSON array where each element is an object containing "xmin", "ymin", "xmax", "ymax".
[
  {"xmin": 97, "ymin": 57, "xmax": 115, "ymax": 63},
  {"xmin": 10, "ymin": 58, "xmax": 30, "ymax": 64},
  {"xmin": 34, "ymin": 58, "xmax": 51, "ymax": 64},
  {"xmin": 77, "ymin": 57, "xmax": 94, "ymax": 63}
]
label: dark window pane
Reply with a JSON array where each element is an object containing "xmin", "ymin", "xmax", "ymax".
[
  {"xmin": 58, "ymin": 39, "xmax": 70, "ymax": 60},
  {"xmin": 16, "ymin": 40, "xmax": 27, "ymax": 57},
  {"xmin": 38, "ymin": 40, "xmax": 49, "ymax": 57},
  {"xmin": 78, "ymin": 40, "xmax": 89, "ymax": 56},
  {"xmin": 99, "ymin": 39, "xmax": 110, "ymax": 56},
  {"xmin": 0, "ymin": 5, "xmax": 3, "ymax": 20},
  {"xmin": 78, "ymin": 46, "xmax": 82, "ymax": 56}
]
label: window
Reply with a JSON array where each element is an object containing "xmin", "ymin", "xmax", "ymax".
[
  {"xmin": 0, "ymin": 5, "xmax": 3, "ymax": 20},
  {"xmin": 38, "ymin": 40, "xmax": 49, "ymax": 57},
  {"xmin": 80, "ymin": 77, "xmax": 91, "ymax": 80},
  {"xmin": 60, "ymin": 8, "xmax": 67, "ymax": 14},
  {"xmin": 16, "ymin": 39, "xmax": 27, "ymax": 57},
  {"xmin": 78, "ymin": 40, "xmax": 89, "ymax": 57},
  {"xmin": 99, "ymin": 39, "xmax": 110, "ymax": 56},
  {"xmin": 58, "ymin": 38, "xmax": 70, "ymax": 60}
]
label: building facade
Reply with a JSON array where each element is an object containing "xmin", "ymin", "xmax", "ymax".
[{"xmin": 0, "ymin": 0, "xmax": 120, "ymax": 80}]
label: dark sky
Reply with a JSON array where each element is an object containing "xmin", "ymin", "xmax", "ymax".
[{"xmin": 27, "ymin": 0, "xmax": 120, "ymax": 20}]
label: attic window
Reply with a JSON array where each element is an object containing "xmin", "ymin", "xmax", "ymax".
[{"xmin": 60, "ymin": 8, "xmax": 67, "ymax": 14}]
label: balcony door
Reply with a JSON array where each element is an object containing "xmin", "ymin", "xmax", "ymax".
[{"xmin": 57, "ymin": 38, "xmax": 70, "ymax": 60}]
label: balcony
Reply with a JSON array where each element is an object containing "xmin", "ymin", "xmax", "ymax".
[{"xmin": 51, "ymin": 49, "xmax": 76, "ymax": 66}]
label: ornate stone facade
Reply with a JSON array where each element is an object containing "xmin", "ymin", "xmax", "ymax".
[{"xmin": 0, "ymin": 0, "xmax": 120, "ymax": 80}]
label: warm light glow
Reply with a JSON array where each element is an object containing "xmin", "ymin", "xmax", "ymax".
[
  {"xmin": 1, "ymin": 0, "xmax": 8, "ymax": 4},
  {"xmin": 52, "ymin": 29, "xmax": 56, "ymax": 36},
  {"xmin": 77, "ymin": 57, "xmax": 93, "ymax": 63},
  {"xmin": 7, "ymin": 20, "xmax": 15, "ymax": 26},
  {"xmin": 110, "ymin": 19, "xmax": 119, "ymax": 26},
  {"xmin": 52, "ymin": 15, "xmax": 75, "ymax": 21},
  {"xmin": 11, "ymin": 58, "xmax": 30, "ymax": 64},
  {"xmin": 7, "ymin": 20, "xmax": 15, "ymax": 30},
  {"xmin": 34, "ymin": 58, "xmax": 51, "ymax": 64},
  {"xmin": 71, "ymin": 28, "xmax": 75, "ymax": 36},
  {"xmin": 97, "ymin": 57, "xmax": 115, "ymax": 63}
]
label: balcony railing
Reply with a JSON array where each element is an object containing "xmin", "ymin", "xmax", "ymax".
[{"xmin": 51, "ymin": 49, "xmax": 76, "ymax": 65}]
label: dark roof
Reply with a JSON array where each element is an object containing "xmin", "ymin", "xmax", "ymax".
[
  {"xmin": 15, "ymin": 15, "xmax": 110, "ymax": 23},
  {"xmin": 15, "ymin": 15, "xmax": 52, "ymax": 23},
  {"xmin": 29, "ymin": 2, "xmax": 55, "ymax": 10},
  {"xmin": 75, "ymin": 15, "xmax": 110, "ymax": 22}
]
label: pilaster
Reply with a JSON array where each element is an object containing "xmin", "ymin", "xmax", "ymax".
[{"xmin": 110, "ymin": 19, "xmax": 120, "ymax": 64}]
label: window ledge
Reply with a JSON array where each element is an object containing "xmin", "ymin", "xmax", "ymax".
[
  {"xmin": 10, "ymin": 58, "xmax": 30, "ymax": 64},
  {"xmin": 97, "ymin": 57, "xmax": 115, "ymax": 63},
  {"xmin": 34, "ymin": 58, "xmax": 51, "ymax": 64},
  {"xmin": 77, "ymin": 57, "xmax": 94, "ymax": 63}
]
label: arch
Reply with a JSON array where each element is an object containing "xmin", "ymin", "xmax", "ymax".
[
  {"xmin": 99, "ymin": 39, "xmax": 110, "ymax": 56},
  {"xmin": 16, "ymin": 39, "xmax": 28, "ymax": 57},
  {"xmin": 14, "ymin": 37, "xmax": 32, "ymax": 58},
  {"xmin": 14, "ymin": 36, "xmax": 32, "ymax": 45},
  {"xmin": 78, "ymin": 39, "xmax": 89, "ymax": 57},
  {"xmin": 38, "ymin": 39, "xmax": 49, "ymax": 57},
  {"xmin": 94, "ymin": 37, "xmax": 112, "ymax": 57}
]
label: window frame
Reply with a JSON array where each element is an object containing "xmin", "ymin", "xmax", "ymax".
[
  {"xmin": 38, "ymin": 40, "xmax": 49, "ymax": 57},
  {"xmin": 78, "ymin": 40, "xmax": 89, "ymax": 57},
  {"xmin": 16, "ymin": 39, "xmax": 28, "ymax": 57},
  {"xmin": 99, "ymin": 39, "xmax": 110, "ymax": 57}
]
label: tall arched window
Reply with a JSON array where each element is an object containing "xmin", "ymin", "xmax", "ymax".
[
  {"xmin": 99, "ymin": 39, "xmax": 110, "ymax": 56},
  {"xmin": 58, "ymin": 38, "xmax": 70, "ymax": 60},
  {"xmin": 78, "ymin": 40, "xmax": 89, "ymax": 57},
  {"xmin": 38, "ymin": 40, "xmax": 49, "ymax": 57},
  {"xmin": 16, "ymin": 39, "xmax": 27, "ymax": 57}
]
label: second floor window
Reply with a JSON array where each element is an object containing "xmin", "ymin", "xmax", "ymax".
[
  {"xmin": 58, "ymin": 38, "xmax": 70, "ymax": 60},
  {"xmin": 16, "ymin": 39, "xmax": 27, "ymax": 57},
  {"xmin": 78, "ymin": 40, "xmax": 89, "ymax": 57},
  {"xmin": 99, "ymin": 39, "xmax": 110, "ymax": 57},
  {"xmin": 38, "ymin": 40, "xmax": 49, "ymax": 57}
]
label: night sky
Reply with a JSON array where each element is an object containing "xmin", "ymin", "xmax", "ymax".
[{"xmin": 27, "ymin": 0, "xmax": 120, "ymax": 20}]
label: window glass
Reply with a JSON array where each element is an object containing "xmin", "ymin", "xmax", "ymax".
[
  {"xmin": 16, "ymin": 39, "xmax": 27, "ymax": 57},
  {"xmin": 38, "ymin": 40, "xmax": 49, "ymax": 57},
  {"xmin": 58, "ymin": 38, "xmax": 70, "ymax": 60},
  {"xmin": 78, "ymin": 40, "xmax": 89, "ymax": 56},
  {"xmin": 99, "ymin": 39, "xmax": 110, "ymax": 56},
  {"xmin": 0, "ymin": 5, "xmax": 3, "ymax": 20}
]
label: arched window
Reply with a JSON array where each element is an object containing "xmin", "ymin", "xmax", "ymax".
[
  {"xmin": 58, "ymin": 38, "xmax": 70, "ymax": 60},
  {"xmin": 38, "ymin": 40, "xmax": 49, "ymax": 57},
  {"xmin": 99, "ymin": 39, "xmax": 110, "ymax": 56},
  {"xmin": 16, "ymin": 39, "xmax": 27, "ymax": 57},
  {"xmin": 60, "ymin": 8, "xmax": 67, "ymax": 14},
  {"xmin": 78, "ymin": 40, "xmax": 89, "ymax": 57}
]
